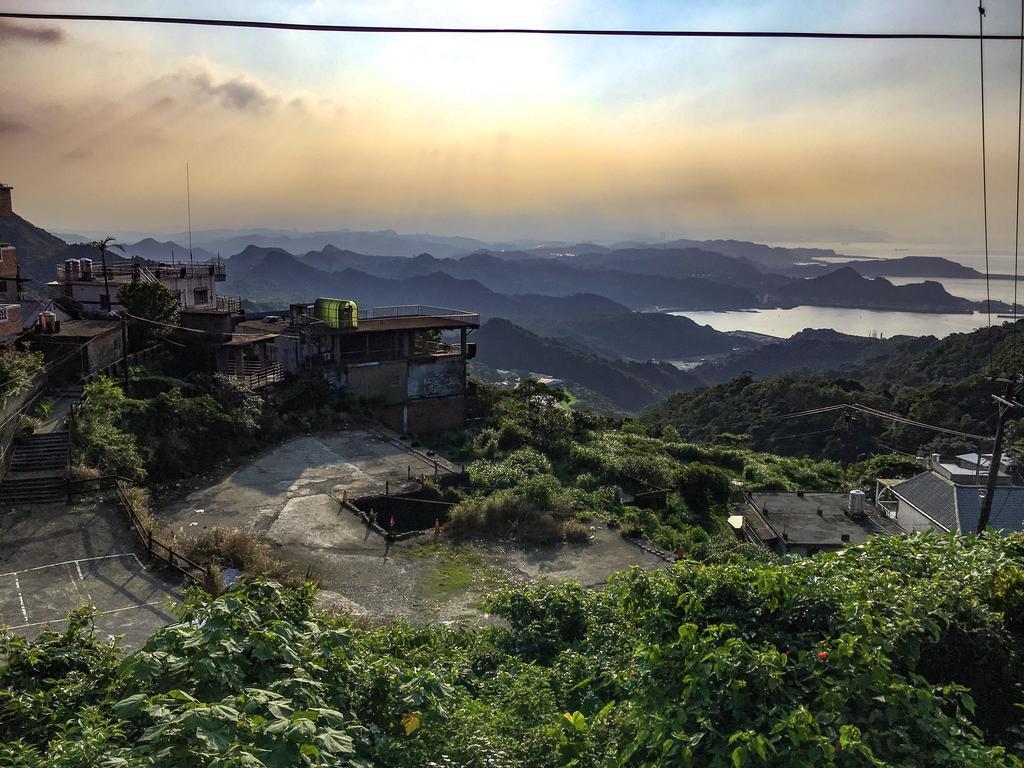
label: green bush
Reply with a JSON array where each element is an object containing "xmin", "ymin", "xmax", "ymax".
[{"xmin": 4, "ymin": 534, "xmax": 1024, "ymax": 766}]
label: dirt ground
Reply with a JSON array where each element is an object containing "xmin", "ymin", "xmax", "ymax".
[
  {"xmin": 0, "ymin": 500, "xmax": 185, "ymax": 648},
  {"xmin": 158, "ymin": 429, "xmax": 665, "ymax": 623}
]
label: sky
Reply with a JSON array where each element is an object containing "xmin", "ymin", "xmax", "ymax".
[{"xmin": 2, "ymin": 0, "xmax": 1024, "ymax": 250}]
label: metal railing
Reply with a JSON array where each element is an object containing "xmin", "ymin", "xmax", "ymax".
[
  {"xmin": 226, "ymin": 361, "xmax": 285, "ymax": 389},
  {"xmin": 57, "ymin": 261, "xmax": 225, "ymax": 282},
  {"xmin": 357, "ymin": 305, "xmax": 479, "ymax": 323},
  {"xmin": 216, "ymin": 294, "xmax": 242, "ymax": 314},
  {"xmin": 68, "ymin": 475, "xmax": 211, "ymax": 586}
]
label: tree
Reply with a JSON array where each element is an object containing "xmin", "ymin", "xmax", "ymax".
[
  {"xmin": 87, "ymin": 236, "xmax": 124, "ymax": 312},
  {"xmin": 117, "ymin": 280, "xmax": 178, "ymax": 324}
]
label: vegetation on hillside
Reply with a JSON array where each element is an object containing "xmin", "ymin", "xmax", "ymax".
[
  {"xmin": 3, "ymin": 533, "xmax": 1024, "ymax": 766},
  {"xmin": 644, "ymin": 320, "xmax": 1024, "ymax": 462},
  {"xmin": 73, "ymin": 373, "xmax": 352, "ymax": 483},
  {"xmin": 0, "ymin": 349, "xmax": 44, "ymax": 396}
]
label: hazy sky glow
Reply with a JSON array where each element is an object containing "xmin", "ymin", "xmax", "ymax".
[{"xmin": 2, "ymin": 0, "xmax": 1024, "ymax": 248}]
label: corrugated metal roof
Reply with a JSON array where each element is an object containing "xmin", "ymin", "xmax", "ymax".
[
  {"xmin": 954, "ymin": 486, "xmax": 1024, "ymax": 535},
  {"xmin": 889, "ymin": 472, "xmax": 957, "ymax": 532}
]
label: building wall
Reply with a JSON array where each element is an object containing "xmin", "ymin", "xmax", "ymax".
[
  {"xmin": 51, "ymin": 274, "xmax": 219, "ymax": 311},
  {"xmin": 893, "ymin": 499, "xmax": 946, "ymax": 533},
  {"xmin": 0, "ymin": 186, "xmax": 12, "ymax": 217},
  {"xmin": 32, "ymin": 330, "xmax": 122, "ymax": 381},
  {"xmin": 380, "ymin": 395, "xmax": 465, "ymax": 435},
  {"xmin": 407, "ymin": 357, "xmax": 465, "ymax": 399},
  {"xmin": 0, "ymin": 245, "xmax": 18, "ymax": 281},
  {"xmin": 346, "ymin": 360, "xmax": 408, "ymax": 404},
  {"xmin": 0, "ymin": 304, "xmax": 22, "ymax": 342},
  {"xmin": 179, "ymin": 310, "xmax": 233, "ymax": 335}
]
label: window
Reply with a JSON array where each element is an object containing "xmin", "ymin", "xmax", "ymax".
[
  {"xmin": 0, "ymin": 307, "xmax": 7, "ymax": 321},
  {"xmin": 193, "ymin": 288, "xmax": 210, "ymax": 305},
  {"xmin": 0, "ymin": 280, "xmax": 7, "ymax": 293}
]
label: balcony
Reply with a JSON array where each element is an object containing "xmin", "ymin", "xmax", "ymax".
[{"xmin": 225, "ymin": 360, "xmax": 285, "ymax": 389}]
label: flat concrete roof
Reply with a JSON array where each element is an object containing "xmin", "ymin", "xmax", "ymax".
[
  {"xmin": 746, "ymin": 491, "xmax": 901, "ymax": 546},
  {"xmin": 45, "ymin": 319, "xmax": 119, "ymax": 338}
]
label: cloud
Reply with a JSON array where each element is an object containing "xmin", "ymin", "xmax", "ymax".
[
  {"xmin": 0, "ymin": 19, "xmax": 64, "ymax": 45},
  {"xmin": 186, "ymin": 71, "xmax": 275, "ymax": 112}
]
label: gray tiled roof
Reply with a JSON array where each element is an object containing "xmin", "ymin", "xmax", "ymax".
[
  {"xmin": 890, "ymin": 472, "xmax": 957, "ymax": 531},
  {"xmin": 955, "ymin": 486, "xmax": 1024, "ymax": 535}
]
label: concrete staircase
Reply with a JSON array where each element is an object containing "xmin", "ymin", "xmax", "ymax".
[
  {"xmin": 0, "ymin": 475, "xmax": 66, "ymax": 505},
  {"xmin": 8, "ymin": 432, "xmax": 69, "ymax": 473},
  {"xmin": 1, "ymin": 432, "xmax": 70, "ymax": 505}
]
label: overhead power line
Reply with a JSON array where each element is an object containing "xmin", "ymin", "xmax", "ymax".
[
  {"xmin": 765, "ymin": 402, "xmax": 992, "ymax": 442},
  {"xmin": 3, "ymin": 12, "xmax": 1024, "ymax": 40},
  {"xmin": 980, "ymin": 5, "xmax": 994, "ymax": 368}
]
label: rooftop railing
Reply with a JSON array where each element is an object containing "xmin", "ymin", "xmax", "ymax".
[
  {"xmin": 57, "ymin": 261, "xmax": 226, "ymax": 282},
  {"xmin": 357, "ymin": 305, "xmax": 479, "ymax": 323}
]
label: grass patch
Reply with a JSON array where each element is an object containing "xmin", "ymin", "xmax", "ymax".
[{"xmin": 411, "ymin": 542, "xmax": 508, "ymax": 600}]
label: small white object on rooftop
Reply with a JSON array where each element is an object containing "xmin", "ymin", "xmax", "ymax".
[
  {"xmin": 849, "ymin": 489, "xmax": 866, "ymax": 518},
  {"xmin": 727, "ymin": 515, "xmax": 744, "ymax": 530}
]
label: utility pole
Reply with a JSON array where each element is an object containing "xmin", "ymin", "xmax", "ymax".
[
  {"xmin": 977, "ymin": 375, "xmax": 1023, "ymax": 533},
  {"xmin": 120, "ymin": 312, "xmax": 130, "ymax": 388}
]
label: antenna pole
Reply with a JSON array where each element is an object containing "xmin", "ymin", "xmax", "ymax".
[{"xmin": 186, "ymin": 163, "xmax": 194, "ymax": 269}]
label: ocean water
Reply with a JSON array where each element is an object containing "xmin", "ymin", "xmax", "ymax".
[
  {"xmin": 673, "ymin": 239, "xmax": 1023, "ymax": 339},
  {"xmin": 670, "ymin": 307, "xmax": 996, "ymax": 340}
]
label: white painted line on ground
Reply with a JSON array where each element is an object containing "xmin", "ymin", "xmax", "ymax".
[
  {"xmin": 12, "ymin": 574, "xmax": 28, "ymax": 623},
  {"xmin": 0, "ymin": 552, "xmax": 136, "ymax": 577},
  {"xmin": 6, "ymin": 600, "xmax": 168, "ymax": 631},
  {"xmin": 71, "ymin": 561, "xmax": 93, "ymax": 605},
  {"xmin": 132, "ymin": 553, "xmax": 145, "ymax": 570}
]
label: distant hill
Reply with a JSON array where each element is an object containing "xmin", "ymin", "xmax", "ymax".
[
  {"xmin": 124, "ymin": 238, "xmax": 220, "ymax": 264},
  {"xmin": 235, "ymin": 244, "xmax": 760, "ymax": 311},
  {"xmin": 203, "ymin": 228, "xmax": 490, "ymax": 259},
  {"xmin": 767, "ymin": 267, "xmax": 981, "ymax": 313},
  {"xmin": 786, "ymin": 256, "xmax": 988, "ymax": 280},
  {"xmin": 547, "ymin": 312, "xmax": 745, "ymax": 361},
  {"xmin": 474, "ymin": 318, "xmax": 700, "ymax": 412},
  {"xmin": 693, "ymin": 328, "xmax": 937, "ymax": 384},
  {"xmin": 0, "ymin": 213, "xmax": 69, "ymax": 283}
]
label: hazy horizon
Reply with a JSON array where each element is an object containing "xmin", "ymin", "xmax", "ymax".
[{"xmin": 3, "ymin": 1, "xmax": 1024, "ymax": 251}]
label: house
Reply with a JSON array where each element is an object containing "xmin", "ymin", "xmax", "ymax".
[
  {"xmin": 221, "ymin": 300, "xmax": 479, "ymax": 432},
  {"xmin": 24, "ymin": 318, "xmax": 122, "ymax": 381},
  {"xmin": 740, "ymin": 490, "xmax": 904, "ymax": 557},
  {"xmin": 926, "ymin": 452, "xmax": 1012, "ymax": 486},
  {"xmin": 0, "ymin": 243, "xmax": 24, "ymax": 345},
  {"xmin": 49, "ymin": 256, "xmax": 230, "ymax": 314},
  {"xmin": 876, "ymin": 470, "xmax": 1024, "ymax": 535}
]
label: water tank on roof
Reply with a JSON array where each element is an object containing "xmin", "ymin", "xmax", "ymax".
[
  {"xmin": 848, "ymin": 489, "xmax": 866, "ymax": 518},
  {"xmin": 64, "ymin": 258, "xmax": 80, "ymax": 280},
  {"xmin": 79, "ymin": 257, "xmax": 93, "ymax": 279},
  {"xmin": 313, "ymin": 297, "xmax": 358, "ymax": 329}
]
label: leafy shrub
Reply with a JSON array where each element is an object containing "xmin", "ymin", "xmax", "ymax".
[{"xmin": 0, "ymin": 349, "xmax": 43, "ymax": 394}]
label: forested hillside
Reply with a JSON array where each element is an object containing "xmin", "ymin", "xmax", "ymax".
[{"xmin": 645, "ymin": 320, "xmax": 1024, "ymax": 461}]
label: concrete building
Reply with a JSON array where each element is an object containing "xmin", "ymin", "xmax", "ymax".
[
  {"xmin": 740, "ymin": 490, "xmax": 904, "ymax": 558},
  {"xmin": 0, "ymin": 243, "xmax": 24, "ymax": 345},
  {"xmin": 926, "ymin": 452, "xmax": 1012, "ymax": 486},
  {"xmin": 876, "ymin": 470, "xmax": 1024, "ymax": 534},
  {"xmin": 24, "ymin": 318, "xmax": 122, "ymax": 381},
  {"xmin": 0, "ymin": 183, "xmax": 12, "ymax": 218},
  {"xmin": 227, "ymin": 302, "xmax": 479, "ymax": 432},
  {"xmin": 49, "ymin": 258, "xmax": 228, "ymax": 314}
]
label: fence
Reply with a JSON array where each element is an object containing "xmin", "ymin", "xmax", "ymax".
[
  {"xmin": 69, "ymin": 475, "xmax": 212, "ymax": 586},
  {"xmin": 226, "ymin": 361, "xmax": 285, "ymax": 389}
]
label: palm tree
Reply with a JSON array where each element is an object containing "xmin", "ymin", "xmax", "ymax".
[{"xmin": 87, "ymin": 236, "xmax": 124, "ymax": 311}]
